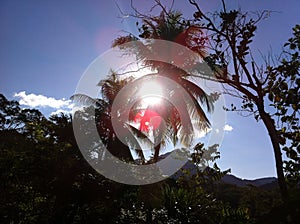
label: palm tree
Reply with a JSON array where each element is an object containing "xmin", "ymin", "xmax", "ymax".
[
  {"xmin": 111, "ymin": 11, "xmax": 213, "ymax": 163},
  {"xmin": 72, "ymin": 72, "xmax": 151, "ymax": 163}
]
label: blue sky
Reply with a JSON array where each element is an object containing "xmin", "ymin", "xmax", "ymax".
[{"xmin": 1, "ymin": 0, "xmax": 299, "ymax": 179}]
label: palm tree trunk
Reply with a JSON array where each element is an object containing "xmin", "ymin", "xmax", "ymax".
[
  {"xmin": 153, "ymin": 143, "xmax": 161, "ymax": 162},
  {"xmin": 258, "ymin": 107, "xmax": 288, "ymax": 200}
]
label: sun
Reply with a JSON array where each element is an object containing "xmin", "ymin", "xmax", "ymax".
[
  {"xmin": 133, "ymin": 80, "xmax": 164, "ymax": 132},
  {"xmin": 138, "ymin": 80, "xmax": 163, "ymax": 107}
]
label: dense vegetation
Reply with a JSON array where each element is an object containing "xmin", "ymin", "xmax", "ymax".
[{"xmin": 0, "ymin": 92, "xmax": 299, "ymax": 223}]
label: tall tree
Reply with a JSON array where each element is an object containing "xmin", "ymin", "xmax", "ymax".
[
  {"xmin": 112, "ymin": 11, "xmax": 214, "ymax": 163},
  {"xmin": 268, "ymin": 25, "xmax": 300, "ymax": 188},
  {"xmin": 184, "ymin": 0, "xmax": 298, "ymax": 200}
]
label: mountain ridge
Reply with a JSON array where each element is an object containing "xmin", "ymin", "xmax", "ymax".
[
  {"xmin": 142, "ymin": 151, "xmax": 278, "ymax": 188},
  {"xmin": 220, "ymin": 174, "xmax": 277, "ymax": 188},
  {"xmin": 159, "ymin": 152, "xmax": 278, "ymax": 188}
]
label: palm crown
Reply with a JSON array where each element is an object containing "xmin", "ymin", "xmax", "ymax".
[{"xmin": 73, "ymin": 11, "xmax": 214, "ymax": 164}]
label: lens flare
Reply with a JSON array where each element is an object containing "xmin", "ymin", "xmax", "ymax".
[{"xmin": 134, "ymin": 109, "xmax": 162, "ymax": 132}]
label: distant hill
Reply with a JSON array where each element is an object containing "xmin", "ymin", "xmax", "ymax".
[
  {"xmin": 160, "ymin": 152, "xmax": 279, "ymax": 189},
  {"xmin": 221, "ymin": 174, "xmax": 278, "ymax": 189}
]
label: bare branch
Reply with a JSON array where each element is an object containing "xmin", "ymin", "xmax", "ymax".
[{"xmin": 221, "ymin": 0, "xmax": 226, "ymax": 13}]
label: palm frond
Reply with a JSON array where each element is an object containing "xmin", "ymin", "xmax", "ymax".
[
  {"xmin": 126, "ymin": 122, "xmax": 161, "ymax": 163},
  {"xmin": 112, "ymin": 35, "xmax": 138, "ymax": 48},
  {"xmin": 126, "ymin": 123, "xmax": 154, "ymax": 145},
  {"xmin": 188, "ymin": 94, "xmax": 210, "ymax": 128},
  {"xmin": 169, "ymin": 91, "xmax": 194, "ymax": 147},
  {"xmin": 71, "ymin": 94, "xmax": 99, "ymax": 106},
  {"xmin": 179, "ymin": 77, "xmax": 213, "ymax": 112}
]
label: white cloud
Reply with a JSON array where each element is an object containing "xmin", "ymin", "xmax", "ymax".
[
  {"xmin": 14, "ymin": 91, "xmax": 71, "ymax": 109},
  {"xmin": 14, "ymin": 91, "xmax": 73, "ymax": 116},
  {"xmin": 223, "ymin": 124, "xmax": 233, "ymax": 132}
]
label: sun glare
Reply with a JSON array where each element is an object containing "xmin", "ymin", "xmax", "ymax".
[{"xmin": 138, "ymin": 81, "xmax": 163, "ymax": 107}]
